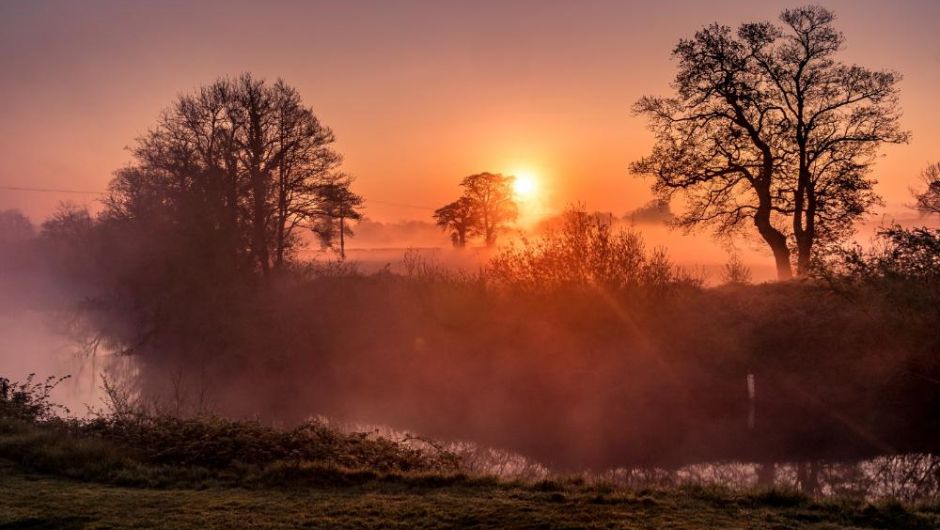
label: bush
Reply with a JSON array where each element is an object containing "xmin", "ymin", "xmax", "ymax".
[
  {"xmin": 487, "ymin": 207, "xmax": 700, "ymax": 294},
  {"xmin": 0, "ymin": 374, "xmax": 461, "ymax": 488},
  {"xmin": 0, "ymin": 374, "xmax": 70, "ymax": 422}
]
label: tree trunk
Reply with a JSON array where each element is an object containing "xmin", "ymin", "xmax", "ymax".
[
  {"xmin": 339, "ymin": 216, "xmax": 345, "ymax": 260},
  {"xmin": 796, "ymin": 234, "xmax": 813, "ymax": 277},
  {"xmin": 795, "ymin": 188, "xmax": 816, "ymax": 277},
  {"xmin": 754, "ymin": 190, "xmax": 792, "ymax": 280}
]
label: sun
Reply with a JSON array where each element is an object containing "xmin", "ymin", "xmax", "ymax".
[{"xmin": 512, "ymin": 170, "xmax": 538, "ymax": 199}]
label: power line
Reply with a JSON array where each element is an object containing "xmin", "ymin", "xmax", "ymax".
[
  {"xmin": 1, "ymin": 184, "xmax": 437, "ymax": 211},
  {"xmin": 0, "ymin": 185, "xmax": 105, "ymax": 195}
]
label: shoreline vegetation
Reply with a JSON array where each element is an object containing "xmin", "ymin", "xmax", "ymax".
[{"xmin": 2, "ymin": 380, "xmax": 939, "ymax": 529}]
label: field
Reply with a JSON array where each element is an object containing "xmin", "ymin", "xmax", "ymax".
[{"xmin": 4, "ymin": 459, "xmax": 940, "ymax": 529}]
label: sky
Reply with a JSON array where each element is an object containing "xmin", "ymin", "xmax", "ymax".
[{"xmin": 1, "ymin": 0, "xmax": 938, "ymax": 232}]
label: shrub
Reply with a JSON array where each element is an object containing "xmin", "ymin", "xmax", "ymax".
[
  {"xmin": 487, "ymin": 207, "xmax": 700, "ymax": 294},
  {"xmin": 0, "ymin": 374, "xmax": 70, "ymax": 422}
]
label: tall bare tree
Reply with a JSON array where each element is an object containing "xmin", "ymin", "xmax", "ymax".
[
  {"xmin": 914, "ymin": 162, "xmax": 940, "ymax": 215},
  {"xmin": 745, "ymin": 6, "xmax": 909, "ymax": 275},
  {"xmin": 632, "ymin": 6, "xmax": 908, "ymax": 279}
]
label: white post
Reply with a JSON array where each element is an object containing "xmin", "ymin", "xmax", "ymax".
[{"xmin": 747, "ymin": 373, "xmax": 756, "ymax": 430}]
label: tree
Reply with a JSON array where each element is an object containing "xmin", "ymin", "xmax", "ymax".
[
  {"xmin": 722, "ymin": 253, "xmax": 753, "ymax": 285},
  {"xmin": 632, "ymin": 6, "xmax": 908, "ymax": 279},
  {"xmin": 433, "ymin": 197, "xmax": 478, "ymax": 248},
  {"xmin": 459, "ymin": 172, "xmax": 518, "ymax": 246},
  {"xmin": 311, "ymin": 176, "xmax": 364, "ymax": 259},
  {"xmin": 913, "ymin": 162, "xmax": 940, "ymax": 215},
  {"xmin": 0, "ymin": 209, "xmax": 34, "ymax": 246},
  {"xmin": 106, "ymin": 74, "xmax": 343, "ymax": 277},
  {"xmin": 0, "ymin": 209, "xmax": 35, "ymax": 271}
]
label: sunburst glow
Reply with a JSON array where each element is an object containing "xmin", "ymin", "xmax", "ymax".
[{"xmin": 512, "ymin": 170, "xmax": 538, "ymax": 199}]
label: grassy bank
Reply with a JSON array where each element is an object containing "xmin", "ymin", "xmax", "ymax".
[
  {"xmin": 4, "ymin": 460, "xmax": 940, "ymax": 529},
  {"xmin": 2, "ymin": 417, "xmax": 940, "ymax": 529},
  {"xmin": 3, "ymin": 377, "xmax": 940, "ymax": 528}
]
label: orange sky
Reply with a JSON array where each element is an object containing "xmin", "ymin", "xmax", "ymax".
[{"xmin": 2, "ymin": 0, "xmax": 938, "ymax": 239}]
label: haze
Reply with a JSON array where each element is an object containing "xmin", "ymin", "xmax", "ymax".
[{"xmin": 2, "ymin": 0, "xmax": 938, "ymax": 231}]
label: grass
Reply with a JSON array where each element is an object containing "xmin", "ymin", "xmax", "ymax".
[
  {"xmin": 3, "ymin": 459, "xmax": 940, "ymax": 529},
  {"xmin": 2, "ymin": 387, "xmax": 940, "ymax": 529}
]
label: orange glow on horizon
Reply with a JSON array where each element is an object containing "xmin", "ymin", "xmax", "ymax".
[{"xmin": 0, "ymin": 1, "xmax": 937, "ymax": 267}]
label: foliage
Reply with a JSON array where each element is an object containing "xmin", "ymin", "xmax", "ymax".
[
  {"xmin": 82, "ymin": 415, "xmax": 456, "ymax": 472},
  {"xmin": 835, "ymin": 226, "xmax": 940, "ymax": 283},
  {"xmin": 0, "ymin": 374, "xmax": 70, "ymax": 422},
  {"xmin": 913, "ymin": 162, "xmax": 940, "ymax": 215},
  {"xmin": 487, "ymin": 207, "xmax": 699, "ymax": 293},
  {"xmin": 434, "ymin": 172, "xmax": 518, "ymax": 247},
  {"xmin": 722, "ymin": 253, "xmax": 753, "ymax": 285},
  {"xmin": 0, "ymin": 376, "xmax": 460, "ymax": 490},
  {"xmin": 103, "ymin": 73, "xmax": 347, "ymax": 276},
  {"xmin": 433, "ymin": 197, "xmax": 478, "ymax": 248},
  {"xmin": 310, "ymin": 174, "xmax": 365, "ymax": 259}
]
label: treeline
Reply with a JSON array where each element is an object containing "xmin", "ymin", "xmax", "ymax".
[
  {"xmin": 1, "ymin": 4, "xmax": 939, "ymax": 470},
  {"xmin": 3, "ymin": 194, "xmax": 940, "ymax": 470}
]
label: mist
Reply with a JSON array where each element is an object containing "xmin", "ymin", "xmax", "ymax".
[{"xmin": 4, "ymin": 204, "xmax": 938, "ymax": 476}]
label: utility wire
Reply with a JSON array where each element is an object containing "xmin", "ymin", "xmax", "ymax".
[
  {"xmin": 0, "ymin": 185, "xmax": 105, "ymax": 195},
  {"xmin": 1, "ymin": 185, "xmax": 437, "ymax": 211}
]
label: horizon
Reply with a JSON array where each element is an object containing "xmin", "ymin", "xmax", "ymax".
[{"xmin": 2, "ymin": 1, "xmax": 938, "ymax": 232}]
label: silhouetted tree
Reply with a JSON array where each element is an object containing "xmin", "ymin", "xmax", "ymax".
[
  {"xmin": 914, "ymin": 162, "xmax": 940, "ymax": 215},
  {"xmin": 311, "ymin": 176, "xmax": 364, "ymax": 259},
  {"xmin": 0, "ymin": 209, "xmax": 33, "ymax": 245},
  {"xmin": 106, "ymin": 74, "xmax": 342, "ymax": 277},
  {"xmin": 632, "ymin": 6, "xmax": 908, "ymax": 279},
  {"xmin": 36, "ymin": 203, "xmax": 98, "ymax": 283},
  {"xmin": 459, "ymin": 172, "xmax": 518, "ymax": 246},
  {"xmin": 0, "ymin": 209, "xmax": 35, "ymax": 271},
  {"xmin": 433, "ymin": 197, "xmax": 478, "ymax": 248}
]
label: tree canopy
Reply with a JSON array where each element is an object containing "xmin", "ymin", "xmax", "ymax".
[
  {"xmin": 105, "ymin": 73, "xmax": 347, "ymax": 277},
  {"xmin": 914, "ymin": 162, "xmax": 940, "ymax": 216},
  {"xmin": 632, "ymin": 6, "xmax": 909, "ymax": 279},
  {"xmin": 434, "ymin": 172, "xmax": 518, "ymax": 247}
]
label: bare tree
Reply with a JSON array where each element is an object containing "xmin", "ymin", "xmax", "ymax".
[
  {"xmin": 914, "ymin": 162, "xmax": 940, "ymax": 215},
  {"xmin": 632, "ymin": 6, "xmax": 908, "ymax": 279},
  {"xmin": 311, "ymin": 175, "xmax": 364, "ymax": 259},
  {"xmin": 746, "ymin": 6, "xmax": 909, "ymax": 275},
  {"xmin": 107, "ymin": 74, "xmax": 343, "ymax": 277},
  {"xmin": 631, "ymin": 22, "xmax": 794, "ymax": 279},
  {"xmin": 433, "ymin": 197, "xmax": 478, "ymax": 248},
  {"xmin": 459, "ymin": 172, "xmax": 518, "ymax": 247}
]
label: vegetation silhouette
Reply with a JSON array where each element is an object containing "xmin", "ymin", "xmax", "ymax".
[
  {"xmin": 435, "ymin": 172, "xmax": 518, "ymax": 247},
  {"xmin": 0, "ymin": 5, "xmax": 939, "ymax": 509},
  {"xmin": 632, "ymin": 6, "xmax": 909, "ymax": 280},
  {"xmin": 914, "ymin": 162, "xmax": 940, "ymax": 215}
]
